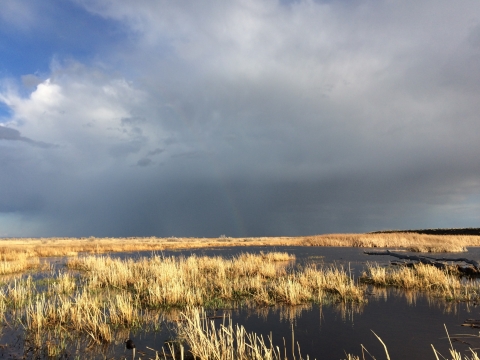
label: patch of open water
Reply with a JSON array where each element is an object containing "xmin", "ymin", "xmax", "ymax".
[{"xmin": 3, "ymin": 246, "xmax": 480, "ymax": 359}]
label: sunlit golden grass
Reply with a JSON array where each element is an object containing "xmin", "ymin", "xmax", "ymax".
[
  {"xmin": 67, "ymin": 253, "xmax": 364, "ymax": 306},
  {"xmin": 176, "ymin": 307, "xmax": 310, "ymax": 360},
  {"xmin": 1, "ymin": 232, "xmax": 478, "ymax": 261},
  {"xmin": 0, "ymin": 253, "xmax": 364, "ymax": 346},
  {"xmin": 3, "ymin": 250, "xmax": 478, "ymax": 358},
  {"xmin": 0, "ymin": 255, "xmax": 45, "ymax": 275},
  {"xmin": 302, "ymin": 232, "xmax": 476, "ymax": 252},
  {"xmin": 361, "ymin": 263, "xmax": 480, "ymax": 301}
]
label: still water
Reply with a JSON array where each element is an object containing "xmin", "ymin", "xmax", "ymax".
[{"xmin": 6, "ymin": 246, "xmax": 480, "ymax": 359}]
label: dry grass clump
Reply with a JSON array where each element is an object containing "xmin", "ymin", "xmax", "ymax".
[
  {"xmin": 67, "ymin": 253, "xmax": 364, "ymax": 307},
  {"xmin": 20, "ymin": 286, "xmax": 146, "ymax": 344},
  {"xmin": 7, "ymin": 276, "xmax": 36, "ymax": 308},
  {"xmin": 176, "ymin": 307, "xmax": 310, "ymax": 360},
  {"xmin": 0, "ymin": 270, "xmax": 148, "ymax": 344},
  {"xmin": 0, "ymin": 288, "xmax": 6, "ymax": 321},
  {"xmin": 361, "ymin": 263, "xmax": 480, "ymax": 301},
  {"xmin": 0, "ymin": 255, "xmax": 44, "ymax": 275},
  {"xmin": 268, "ymin": 266, "xmax": 364, "ymax": 305}
]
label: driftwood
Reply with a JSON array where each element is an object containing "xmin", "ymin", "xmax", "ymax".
[{"xmin": 364, "ymin": 250, "xmax": 480, "ymax": 275}]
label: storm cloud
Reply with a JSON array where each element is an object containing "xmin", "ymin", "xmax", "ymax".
[{"xmin": 1, "ymin": 0, "xmax": 480, "ymax": 237}]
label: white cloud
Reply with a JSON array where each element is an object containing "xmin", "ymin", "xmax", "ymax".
[{"xmin": 0, "ymin": 63, "xmax": 161, "ymax": 167}]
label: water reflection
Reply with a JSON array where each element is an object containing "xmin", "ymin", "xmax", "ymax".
[{"xmin": 1, "ymin": 289, "xmax": 479, "ymax": 359}]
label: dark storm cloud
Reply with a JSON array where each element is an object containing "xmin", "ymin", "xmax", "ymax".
[
  {"xmin": 28, "ymin": 152, "xmax": 480, "ymax": 238},
  {"xmin": 0, "ymin": 126, "xmax": 55, "ymax": 148},
  {"xmin": 3, "ymin": 0, "xmax": 480, "ymax": 236}
]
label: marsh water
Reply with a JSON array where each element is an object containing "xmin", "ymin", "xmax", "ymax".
[{"xmin": 4, "ymin": 246, "xmax": 480, "ymax": 359}]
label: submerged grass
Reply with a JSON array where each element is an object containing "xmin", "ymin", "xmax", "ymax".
[{"xmin": 361, "ymin": 263, "xmax": 480, "ymax": 301}]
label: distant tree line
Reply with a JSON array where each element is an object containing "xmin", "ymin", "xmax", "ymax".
[{"xmin": 369, "ymin": 228, "xmax": 480, "ymax": 236}]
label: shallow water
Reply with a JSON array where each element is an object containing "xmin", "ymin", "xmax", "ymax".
[
  {"xmin": 87, "ymin": 292, "xmax": 480, "ymax": 359},
  {"xmin": 3, "ymin": 246, "xmax": 480, "ymax": 359}
]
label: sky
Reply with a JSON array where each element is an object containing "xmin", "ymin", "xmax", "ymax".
[{"xmin": 1, "ymin": 0, "xmax": 480, "ymax": 237}]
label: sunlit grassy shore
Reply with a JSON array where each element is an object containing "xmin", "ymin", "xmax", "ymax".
[{"xmin": 0, "ymin": 232, "xmax": 478, "ymax": 262}]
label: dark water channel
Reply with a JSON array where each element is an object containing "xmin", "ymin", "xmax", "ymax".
[{"xmin": 4, "ymin": 246, "xmax": 480, "ymax": 359}]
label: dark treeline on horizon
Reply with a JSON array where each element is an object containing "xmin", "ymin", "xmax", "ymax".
[{"xmin": 370, "ymin": 228, "xmax": 480, "ymax": 236}]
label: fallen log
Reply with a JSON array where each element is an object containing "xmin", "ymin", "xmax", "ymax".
[{"xmin": 364, "ymin": 250, "xmax": 480, "ymax": 275}]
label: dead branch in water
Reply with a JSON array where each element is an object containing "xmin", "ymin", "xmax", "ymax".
[{"xmin": 364, "ymin": 249, "xmax": 480, "ymax": 275}]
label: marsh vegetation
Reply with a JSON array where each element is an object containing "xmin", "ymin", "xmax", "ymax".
[
  {"xmin": 1, "ymin": 245, "xmax": 480, "ymax": 358},
  {"xmin": 0, "ymin": 251, "xmax": 364, "ymax": 358},
  {"xmin": 361, "ymin": 263, "xmax": 480, "ymax": 301},
  {"xmin": 1, "ymin": 231, "xmax": 479, "ymax": 261}
]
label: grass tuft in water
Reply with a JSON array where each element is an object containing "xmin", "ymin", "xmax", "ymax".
[{"xmin": 361, "ymin": 263, "xmax": 480, "ymax": 301}]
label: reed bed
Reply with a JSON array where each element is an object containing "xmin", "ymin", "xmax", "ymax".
[
  {"xmin": 1, "ymin": 232, "xmax": 478, "ymax": 260},
  {"xmin": 361, "ymin": 263, "xmax": 480, "ymax": 301},
  {"xmin": 0, "ymin": 252, "xmax": 364, "ymax": 352},
  {"xmin": 302, "ymin": 233, "xmax": 475, "ymax": 252},
  {"xmin": 67, "ymin": 253, "xmax": 364, "ymax": 306}
]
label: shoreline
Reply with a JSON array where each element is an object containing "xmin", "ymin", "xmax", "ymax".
[{"xmin": 1, "ymin": 232, "xmax": 480, "ymax": 259}]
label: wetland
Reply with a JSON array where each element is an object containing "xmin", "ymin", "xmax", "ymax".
[{"xmin": 2, "ymin": 238, "xmax": 480, "ymax": 359}]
